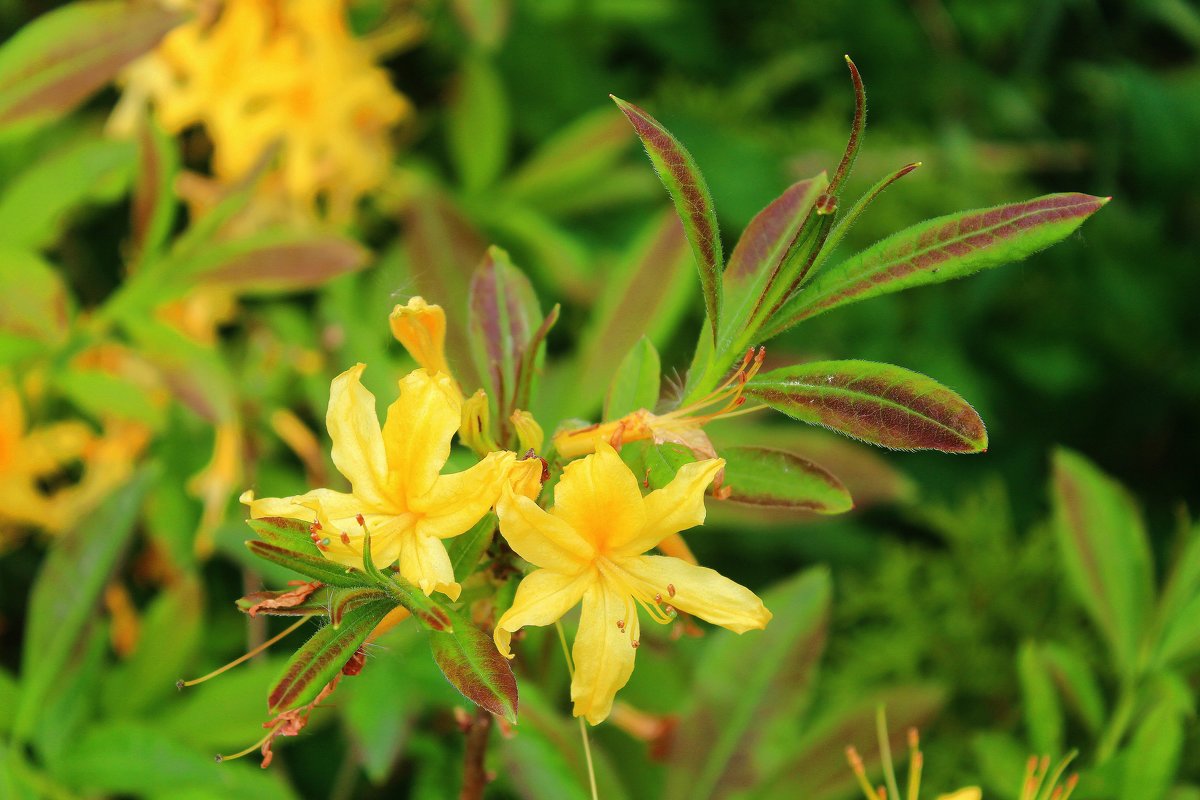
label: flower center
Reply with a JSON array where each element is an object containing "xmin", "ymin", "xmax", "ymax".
[{"xmin": 595, "ymin": 557, "xmax": 679, "ymax": 649}]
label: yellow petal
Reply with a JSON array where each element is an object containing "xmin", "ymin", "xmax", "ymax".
[
  {"xmin": 611, "ymin": 458, "xmax": 723, "ymax": 557},
  {"xmin": 622, "ymin": 555, "xmax": 771, "ymax": 633},
  {"xmin": 552, "ymin": 442, "xmax": 645, "ymax": 554},
  {"xmin": 389, "ymin": 297, "xmax": 451, "ymax": 377},
  {"xmin": 413, "ymin": 450, "xmax": 514, "ymax": 540},
  {"xmin": 327, "ymin": 364, "xmax": 392, "ymax": 509},
  {"xmin": 508, "ymin": 456, "xmax": 545, "ymax": 502},
  {"xmin": 937, "ymin": 789, "xmax": 982, "ymax": 800},
  {"xmin": 398, "ymin": 529, "xmax": 460, "ymax": 599},
  {"xmin": 381, "ymin": 368, "xmax": 461, "ymax": 500},
  {"xmin": 496, "ymin": 482, "xmax": 593, "ymax": 573},
  {"xmin": 243, "ymin": 487, "xmax": 362, "ymax": 522},
  {"xmin": 572, "ymin": 582, "xmax": 638, "ymax": 725},
  {"xmin": 493, "ymin": 568, "xmax": 591, "ymax": 658}
]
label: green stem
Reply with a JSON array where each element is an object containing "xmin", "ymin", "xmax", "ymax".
[{"xmin": 1095, "ymin": 682, "xmax": 1136, "ymax": 764}]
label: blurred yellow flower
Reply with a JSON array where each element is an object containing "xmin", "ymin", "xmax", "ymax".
[
  {"xmin": 115, "ymin": 0, "xmax": 413, "ymax": 219},
  {"xmin": 493, "ymin": 443, "xmax": 771, "ymax": 724},
  {"xmin": 0, "ymin": 381, "xmax": 149, "ymax": 547},
  {"xmin": 938, "ymin": 790, "xmax": 982, "ymax": 800},
  {"xmin": 243, "ymin": 365, "xmax": 523, "ymax": 599}
]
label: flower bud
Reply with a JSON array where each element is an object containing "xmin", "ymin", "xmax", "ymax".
[{"xmin": 389, "ymin": 297, "xmax": 452, "ymax": 378}]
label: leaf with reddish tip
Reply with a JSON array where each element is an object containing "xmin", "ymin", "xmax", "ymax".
[
  {"xmin": 768, "ymin": 193, "xmax": 1110, "ymax": 336},
  {"xmin": 469, "ymin": 246, "xmax": 541, "ymax": 436},
  {"xmin": 190, "ymin": 233, "xmax": 369, "ymax": 294},
  {"xmin": 268, "ymin": 598, "xmax": 395, "ymax": 712},
  {"xmin": 1051, "ymin": 448, "xmax": 1153, "ymax": 677},
  {"xmin": 611, "ymin": 95, "xmax": 723, "ymax": 341},
  {"xmin": 720, "ymin": 174, "xmax": 828, "ymax": 350},
  {"xmin": 130, "ymin": 117, "xmax": 178, "ymax": 270},
  {"xmin": 248, "ymin": 517, "xmax": 324, "ymax": 557},
  {"xmin": 430, "ymin": 608, "xmax": 518, "ymax": 723},
  {"xmin": 746, "ymin": 360, "xmax": 988, "ymax": 453},
  {"xmin": 719, "ymin": 446, "xmax": 852, "ymax": 514},
  {"xmin": 827, "ymin": 56, "xmax": 867, "ymax": 196},
  {"xmin": 0, "ymin": 1, "xmax": 183, "ymax": 129},
  {"xmin": 330, "ymin": 589, "xmax": 391, "ymax": 629}
]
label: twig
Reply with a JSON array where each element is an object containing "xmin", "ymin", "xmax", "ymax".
[{"xmin": 460, "ymin": 706, "xmax": 494, "ymax": 800}]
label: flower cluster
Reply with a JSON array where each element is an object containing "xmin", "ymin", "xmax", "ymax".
[
  {"xmin": 243, "ymin": 297, "xmax": 772, "ymax": 723},
  {"xmin": 113, "ymin": 0, "xmax": 413, "ymax": 220}
]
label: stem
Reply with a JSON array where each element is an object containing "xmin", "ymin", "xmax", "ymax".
[
  {"xmin": 459, "ymin": 706, "xmax": 493, "ymax": 800},
  {"xmin": 1095, "ymin": 682, "xmax": 1136, "ymax": 764},
  {"xmin": 579, "ymin": 716, "xmax": 599, "ymax": 800}
]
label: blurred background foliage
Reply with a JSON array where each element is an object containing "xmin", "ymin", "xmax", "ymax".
[{"xmin": 0, "ymin": 0, "xmax": 1197, "ymax": 798}]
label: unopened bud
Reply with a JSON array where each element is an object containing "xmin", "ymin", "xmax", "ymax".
[
  {"xmin": 389, "ymin": 297, "xmax": 453, "ymax": 378},
  {"xmin": 459, "ymin": 390, "xmax": 500, "ymax": 455},
  {"xmin": 510, "ymin": 409, "xmax": 544, "ymax": 454}
]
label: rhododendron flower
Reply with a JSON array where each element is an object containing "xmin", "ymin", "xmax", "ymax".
[
  {"xmin": 244, "ymin": 365, "xmax": 521, "ymax": 599},
  {"xmin": 493, "ymin": 443, "xmax": 771, "ymax": 724}
]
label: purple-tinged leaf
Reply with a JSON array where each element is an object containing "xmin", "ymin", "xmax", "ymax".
[
  {"xmin": 246, "ymin": 540, "xmax": 368, "ymax": 589},
  {"xmin": 720, "ymin": 174, "xmax": 828, "ymax": 349},
  {"xmin": 1051, "ymin": 448, "xmax": 1153, "ymax": 677},
  {"xmin": 192, "ymin": 233, "xmax": 369, "ymax": 294},
  {"xmin": 503, "ymin": 107, "xmax": 633, "ymax": 208},
  {"xmin": 784, "ymin": 685, "xmax": 944, "ymax": 800},
  {"xmin": 768, "ymin": 192, "xmax": 1109, "ymax": 335},
  {"xmin": 826, "ymin": 56, "xmax": 867, "ymax": 197},
  {"xmin": 566, "ymin": 211, "xmax": 691, "ymax": 418},
  {"xmin": 514, "ymin": 303, "xmax": 559, "ymax": 418},
  {"xmin": 720, "ymin": 446, "xmax": 852, "ymax": 514},
  {"xmin": 268, "ymin": 598, "xmax": 395, "ymax": 712},
  {"xmin": 330, "ymin": 589, "xmax": 391, "ymax": 629},
  {"xmin": 130, "ymin": 117, "xmax": 178, "ymax": 270},
  {"xmin": 468, "ymin": 246, "xmax": 541, "ymax": 440},
  {"xmin": 430, "ymin": 609, "xmax": 518, "ymax": 723},
  {"xmin": 402, "ymin": 184, "xmax": 487, "ymax": 389},
  {"xmin": 125, "ymin": 317, "xmax": 235, "ymax": 422},
  {"xmin": 612, "ymin": 95, "xmax": 723, "ymax": 341},
  {"xmin": 666, "ymin": 569, "xmax": 830, "ymax": 800},
  {"xmin": 0, "ymin": 247, "xmax": 72, "ymax": 344},
  {"xmin": 746, "ymin": 360, "xmax": 988, "ymax": 453},
  {"xmin": 0, "ymin": 1, "xmax": 183, "ymax": 129}
]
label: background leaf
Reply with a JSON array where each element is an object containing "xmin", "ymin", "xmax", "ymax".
[
  {"xmin": 719, "ymin": 446, "xmax": 853, "ymax": 514},
  {"xmin": 604, "ymin": 337, "xmax": 661, "ymax": 420}
]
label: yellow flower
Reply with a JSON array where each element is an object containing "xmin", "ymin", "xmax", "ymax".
[
  {"xmin": 243, "ymin": 365, "xmax": 521, "ymax": 600},
  {"xmin": 493, "ymin": 443, "xmax": 771, "ymax": 724},
  {"xmin": 114, "ymin": 0, "xmax": 413, "ymax": 220},
  {"xmin": 938, "ymin": 790, "xmax": 982, "ymax": 800},
  {"xmin": 389, "ymin": 297, "xmax": 452, "ymax": 378}
]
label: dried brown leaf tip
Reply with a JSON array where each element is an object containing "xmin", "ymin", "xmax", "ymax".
[{"xmin": 242, "ymin": 581, "xmax": 322, "ymax": 618}]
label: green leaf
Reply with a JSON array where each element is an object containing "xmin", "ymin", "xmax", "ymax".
[
  {"xmin": 130, "ymin": 115, "xmax": 180, "ymax": 268},
  {"xmin": 451, "ymin": 0, "xmax": 511, "ymax": 50},
  {"xmin": 0, "ymin": 246, "xmax": 72, "ymax": 344},
  {"xmin": 429, "ymin": 607, "xmax": 519, "ymax": 723},
  {"xmin": 153, "ymin": 659, "xmax": 284, "ymax": 753},
  {"xmin": 718, "ymin": 173, "xmax": 827, "ymax": 352},
  {"xmin": 0, "ymin": 1, "xmax": 183, "ymax": 130},
  {"xmin": 502, "ymin": 107, "xmax": 632, "ymax": 210},
  {"xmin": 448, "ymin": 55, "xmax": 509, "ymax": 192},
  {"xmin": 1051, "ymin": 448, "xmax": 1154, "ymax": 677},
  {"xmin": 468, "ymin": 245, "xmax": 541, "ymax": 433},
  {"xmin": 612, "ymin": 95, "xmax": 724, "ymax": 342},
  {"xmin": 248, "ymin": 516, "xmax": 325, "ymax": 555},
  {"xmin": 53, "ymin": 367, "xmax": 166, "ymax": 428},
  {"xmin": 767, "ymin": 193, "xmax": 1110, "ymax": 335},
  {"xmin": 268, "ymin": 598, "xmax": 395, "ymax": 713},
  {"xmin": 772, "ymin": 685, "xmax": 944, "ymax": 800},
  {"xmin": 330, "ymin": 588, "xmax": 392, "ymax": 629},
  {"xmin": 746, "ymin": 360, "xmax": 988, "ymax": 453},
  {"xmin": 13, "ymin": 470, "xmax": 150, "ymax": 741},
  {"xmin": 719, "ymin": 446, "xmax": 853, "ymax": 514},
  {"xmin": 618, "ymin": 440, "xmax": 697, "ymax": 491},
  {"xmin": 604, "ymin": 337, "xmax": 661, "ymax": 420},
  {"xmin": 447, "ymin": 513, "xmax": 496, "ymax": 583},
  {"xmin": 59, "ymin": 721, "xmax": 296, "ymax": 799},
  {"xmin": 125, "ymin": 317, "xmax": 236, "ymax": 422},
  {"xmin": 1151, "ymin": 522, "xmax": 1200, "ymax": 667},
  {"xmin": 564, "ymin": 211, "xmax": 692, "ymax": 418},
  {"xmin": 1017, "ymin": 641, "xmax": 1064, "ymax": 756},
  {"xmin": 245, "ymin": 540, "xmax": 368, "ymax": 588},
  {"xmin": 666, "ymin": 569, "xmax": 830, "ymax": 800},
  {"xmin": 0, "ymin": 138, "xmax": 134, "ymax": 250},
  {"xmin": 0, "ymin": 668, "xmax": 17, "ymax": 735},
  {"xmin": 1039, "ymin": 642, "xmax": 1106, "ymax": 736},
  {"xmin": 101, "ymin": 576, "xmax": 204, "ymax": 717},
  {"xmin": 1119, "ymin": 699, "xmax": 1185, "ymax": 800}
]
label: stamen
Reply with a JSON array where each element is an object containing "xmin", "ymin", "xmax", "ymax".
[
  {"xmin": 179, "ymin": 615, "xmax": 313, "ymax": 688},
  {"xmin": 340, "ymin": 531, "xmax": 350, "ymax": 545},
  {"xmin": 616, "ymin": 619, "xmax": 625, "ymax": 631},
  {"xmin": 215, "ymin": 723, "xmax": 280, "ymax": 763},
  {"xmin": 630, "ymin": 640, "xmax": 640, "ymax": 649},
  {"xmin": 667, "ymin": 584, "xmax": 676, "ymax": 598}
]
